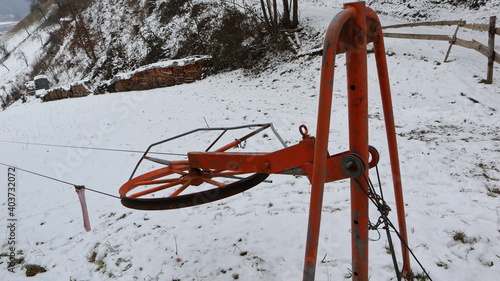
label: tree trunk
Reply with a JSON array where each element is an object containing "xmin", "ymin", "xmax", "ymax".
[
  {"xmin": 266, "ymin": 0, "xmax": 274, "ymax": 25},
  {"xmin": 282, "ymin": 0, "xmax": 291, "ymax": 28},
  {"xmin": 292, "ymin": 0, "xmax": 299, "ymax": 27},
  {"xmin": 272, "ymin": 0, "xmax": 278, "ymax": 27},
  {"xmin": 260, "ymin": 0, "xmax": 271, "ymax": 30}
]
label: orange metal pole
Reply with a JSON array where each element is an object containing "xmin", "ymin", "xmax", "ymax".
[
  {"xmin": 302, "ymin": 6, "xmax": 356, "ymax": 281},
  {"xmin": 345, "ymin": 2, "xmax": 370, "ymax": 280},
  {"xmin": 301, "ymin": 3, "xmax": 410, "ymax": 280},
  {"xmin": 366, "ymin": 8, "xmax": 412, "ymax": 277},
  {"xmin": 213, "ymin": 124, "xmax": 271, "ymax": 152}
]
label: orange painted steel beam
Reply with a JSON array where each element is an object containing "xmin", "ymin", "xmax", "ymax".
[
  {"xmin": 189, "ymin": 135, "xmax": 381, "ymax": 183},
  {"xmin": 189, "ymin": 139, "xmax": 363, "ymax": 181},
  {"xmin": 184, "ymin": 2, "xmax": 410, "ymax": 280},
  {"xmin": 120, "ymin": 2, "xmax": 411, "ymax": 280},
  {"xmin": 189, "ymin": 139, "xmax": 314, "ymax": 174},
  {"xmin": 347, "ymin": 2, "xmax": 370, "ymax": 279},
  {"xmin": 367, "ymin": 7, "xmax": 412, "ymax": 277},
  {"xmin": 302, "ymin": 2, "xmax": 411, "ymax": 280},
  {"xmin": 302, "ymin": 4, "xmax": 357, "ymax": 281},
  {"xmin": 213, "ymin": 124, "xmax": 271, "ymax": 153}
]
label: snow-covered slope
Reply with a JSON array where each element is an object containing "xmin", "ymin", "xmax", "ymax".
[
  {"xmin": 1, "ymin": 0, "xmax": 499, "ymax": 280},
  {"xmin": 367, "ymin": 0, "xmax": 499, "ymax": 22},
  {"xmin": 0, "ymin": 21, "xmax": 17, "ymax": 37}
]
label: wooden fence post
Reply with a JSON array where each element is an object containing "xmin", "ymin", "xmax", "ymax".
[
  {"xmin": 444, "ymin": 23, "xmax": 462, "ymax": 62},
  {"xmin": 486, "ymin": 16, "xmax": 496, "ymax": 84}
]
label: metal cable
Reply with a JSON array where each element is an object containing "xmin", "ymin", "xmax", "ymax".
[
  {"xmin": 355, "ymin": 174, "xmax": 402, "ymax": 281},
  {"xmin": 355, "ymin": 169, "xmax": 433, "ymax": 281},
  {"xmin": 369, "ymin": 168, "xmax": 433, "ymax": 280},
  {"xmin": 0, "ymin": 139, "xmax": 185, "ymax": 156},
  {"xmin": 385, "ymin": 219, "xmax": 434, "ymax": 281},
  {"xmin": 364, "ymin": 172, "xmax": 402, "ymax": 281},
  {"xmin": 0, "ymin": 162, "xmax": 120, "ymax": 199}
]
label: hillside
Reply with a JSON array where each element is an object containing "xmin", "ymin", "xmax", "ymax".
[
  {"xmin": 0, "ymin": 0, "xmax": 499, "ymax": 280},
  {"xmin": 0, "ymin": 0, "xmax": 295, "ymax": 104},
  {"xmin": 0, "ymin": 21, "xmax": 17, "ymax": 37},
  {"xmin": 1, "ymin": 0, "xmax": 497, "ymax": 104}
]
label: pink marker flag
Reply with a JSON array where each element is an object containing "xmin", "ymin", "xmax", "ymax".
[{"xmin": 75, "ymin": 186, "xmax": 91, "ymax": 232}]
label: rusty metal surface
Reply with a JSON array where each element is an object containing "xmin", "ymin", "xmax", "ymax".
[
  {"xmin": 346, "ymin": 2, "xmax": 370, "ymax": 280},
  {"xmin": 366, "ymin": 6, "xmax": 412, "ymax": 277},
  {"xmin": 302, "ymin": 4, "xmax": 357, "ymax": 281},
  {"xmin": 301, "ymin": 2, "xmax": 410, "ymax": 280},
  {"xmin": 188, "ymin": 139, "xmax": 315, "ymax": 174},
  {"xmin": 118, "ymin": 2, "xmax": 411, "ymax": 280}
]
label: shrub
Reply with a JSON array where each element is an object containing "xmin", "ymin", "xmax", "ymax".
[
  {"xmin": 446, "ymin": 0, "xmax": 487, "ymax": 9},
  {"xmin": 452, "ymin": 230, "xmax": 478, "ymax": 244},
  {"xmin": 24, "ymin": 264, "xmax": 47, "ymax": 277},
  {"xmin": 175, "ymin": 4, "xmax": 290, "ymax": 72},
  {"xmin": 158, "ymin": 0, "xmax": 190, "ymax": 24}
]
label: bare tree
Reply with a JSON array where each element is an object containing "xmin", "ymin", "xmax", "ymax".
[
  {"xmin": 18, "ymin": 52, "xmax": 29, "ymax": 67},
  {"xmin": 1, "ymin": 61, "xmax": 10, "ymax": 71},
  {"xmin": 0, "ymin": 43, "xmax": 11, "ymax": 70},
  {"xmin": 292, "ymin": 0, "xmax": 298, "ymax": 27},
  {"xmin": 28, "ymin": 0, "xmax": 47, "ymax": 12},
  {"xmin": 35, "ymin": 5, "xmax": 48, "ymax": 21},
  {"xmin": 23, "ymin": 24, "xmax": 31, "ymax": 36},
  {"xmin": 33, "ymin": 33, "xmax": 45, "ymax": 46},
  {"xmin": 282, "ymin": 0, "xmax": 291, "ymax": 28},
  {"xmin": 0, "ymin": 43, "xmax": 7, "ymax": 57},
  {"xmin": 61, "ymin": 0, "xmax": 98, "ymax": 62},
  {"xmin": 0, "ymin": 87, "xmax": 8, "ymax": 109},
  {"xmin": 260, "ymin": 0, "xmax": 299, "ymax": 31}
]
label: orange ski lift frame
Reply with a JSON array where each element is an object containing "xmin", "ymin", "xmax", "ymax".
[{"xmin": 119, "ymin": 2, "xmax": 411, "ymax": 280}]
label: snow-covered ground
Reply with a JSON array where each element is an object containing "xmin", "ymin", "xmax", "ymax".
[
  {"xmin": 0, "ymin": 21, "xmax": 17, "ymax": 38},
  {"xmin": 1, "ymin": 1, "xmax": 499, "ymax": 280}
]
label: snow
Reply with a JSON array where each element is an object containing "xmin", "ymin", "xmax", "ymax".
[
  {"xmin": 33, "ymin": 75, "xmax": 48, "ymax": 80},
  {"xmin": 0, "ymin": 22, "xmax": 16, "ymax": 39},
  {"xmin": 1, "ymin": 0, "xmax": 500, "ymax": 280}
]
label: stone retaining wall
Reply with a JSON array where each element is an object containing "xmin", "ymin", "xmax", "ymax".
[
  {"xmin": 107, "ymin": 59, "xmax": 207, "ymax": 93},
  {"xmin": 42, "ymin": 84, "xmax": 90, "ymax": 102},
  {"xmin": 41, "ymin": 57, "xmax": 210, "ymax": 102}
]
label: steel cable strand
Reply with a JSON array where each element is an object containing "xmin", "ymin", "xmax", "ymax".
[
  {"xmin": 384, "ymin": 216, "xmax": 434, "ymax": 281},
  {"xmin": 354, "ymin": 167, "xmax": 433, "ymax": 281},
  {"xmin": 355, "ymin": 175, "xmax": 402, "ymax": 281},
  {"xmin": 0, "ymin": 139, "xmax": 186, "ymax": 156},
  {"xmin": 371, "ymin": 165, "xmax": 433, "ymax": 281},
  {"xmin": 0, "ymin": 161, "xmax": 120, "ymax": 199},
  {"xmin": 367, "ymin": 175, "xmax": 401, "ymax": 281}
]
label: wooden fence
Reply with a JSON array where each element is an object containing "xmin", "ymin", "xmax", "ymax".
[{"xmin": 383, "ymin": 17, "xmax": 498, "ymax": 84}]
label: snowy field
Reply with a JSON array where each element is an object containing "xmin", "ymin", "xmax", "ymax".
[
  {"xmin": 0, "ymin": 21, "xmax": 17, "ymax": 38},
  {"xmin": 1, "ymin": 1, "xmax": 499, "ymax": 280}
]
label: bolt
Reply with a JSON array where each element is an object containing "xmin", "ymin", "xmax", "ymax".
[{"xmin": 263, "ymin": 161, "xmax": 271, "ymax": 172}]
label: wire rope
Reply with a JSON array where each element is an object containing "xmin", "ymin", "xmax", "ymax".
[
  {"xmin": 354, "ymin": 167, "xmax": 433, "ymax": 281},
  {"xmin": 0, "ymin": 139, "xmax": 186, "ymax": 156},
  {"xmin": 0, "ymin": 161, "xmax": 120, "ymax": 199}
]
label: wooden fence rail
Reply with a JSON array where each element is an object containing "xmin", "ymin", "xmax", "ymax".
[
  {"xmin": 382, "ymin": 17, "xmax": 498, "ymax": 84},
  {"xmin": 383, "ymin": 33, "xmax": 451, "ymax": 41},
  {"xmin": 382, "ymin": 20, "xmax": 466, "ymax": 29},
  {"xmin": 454, "ymin": 38, "xmax": 499, "ymax": 63}
]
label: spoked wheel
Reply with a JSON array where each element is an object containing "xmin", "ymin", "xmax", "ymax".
[
  {"xmin": 119, "ymin": 124, "xmax": 285, "ymax": 210},
  {"xmin": 119, "ymin": 161, "xmax": 269, "ymax": 210}
]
